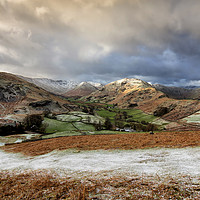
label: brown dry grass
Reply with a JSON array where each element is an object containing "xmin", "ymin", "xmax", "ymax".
[
  {"xmin": 0, "ymin": 170, "xmax": 199, "ymax": 199},
  {"xmin": 1, "ymin": 131, "xmax": 200, "ymax": 156}
]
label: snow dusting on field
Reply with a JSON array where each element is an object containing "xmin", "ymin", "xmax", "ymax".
[{"xmin": 0, "ymin": 147, "xmax": 199, "ymax": 178}]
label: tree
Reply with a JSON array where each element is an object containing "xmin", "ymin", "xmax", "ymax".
[
  {"xmin": 105, "ymin": 117, "xmax": 112, "ymax": 130},
  {"xmin": 146, "ymin": 123, "xmax": 158, "ymax": 131},
  {"xmin": 23, "ymin": 114, "xmax": 44, "ymax": 132},
  {"xmin": 122, "ymin": 111, "xmax": 128, "ymax": 119}
]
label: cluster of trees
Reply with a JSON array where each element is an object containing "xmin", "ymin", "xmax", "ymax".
[
  {"xmin": 0, "ymin": 114, "xmax": 45, "ymax": 136},
  {"xmin": 81, "ymin": 105, "xmax": 95, "ymax": 115},
  {"xmin": 106, "ymin": 111, "xmax": 159, "ymax": 131}
]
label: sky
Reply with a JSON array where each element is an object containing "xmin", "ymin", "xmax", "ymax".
[{"xmin": 0, "ymin": 0, "xmax": 200, "ymax": 86}]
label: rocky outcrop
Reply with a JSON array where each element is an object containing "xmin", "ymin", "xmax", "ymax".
[
  {"xmin": 0, "ymin": 84, "xmax": 26, "ymax": 102},
  {"xmin": 29, "ymin": 100, "xmax": 63, "ymax": 113}
]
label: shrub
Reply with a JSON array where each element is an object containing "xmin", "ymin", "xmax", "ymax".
[
  {"xmin": 23, "ymin": 114, "xmax": 44, "ymax": 132},
  {"xmin": 154, "ymin": 107, "xmax": 169, "ymax": 116}
]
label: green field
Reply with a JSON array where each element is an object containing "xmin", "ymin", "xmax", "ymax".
[
  {"xmin": 96, "ymin": 110, "xmax": 116, "ymax": 122},
  {"xmin": 122, "ymin": 109, "xmax": 157, "ymax": 122},
  {"xmin": 44, "ymin": 118, "xmax": 76, "ymax": 133},
  {"xmin": 73, "ymin": 122, "xmax": 95, "ymax": 131},
  {"xmin": 96, "ymin": 108, "xmax": 157, "ymax": 123},
  {"xmin": 44, "ymin": 117, "xmax": 95, "ymax": 134}
]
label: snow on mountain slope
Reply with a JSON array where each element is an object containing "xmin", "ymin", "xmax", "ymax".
[
  {"xmin": 88, "ymin": 82, "xmax": 104, "ymax": 89},
  {"xmin": 64, "ymin": 82, "xmax": 99, "ymax": 97},
  {"xmin": 18, "ymin": 76, "xmax": 79, "ymax": 94},
  {"xmin": 18, "ymin": 76, "xmax": 103, "ymax": 95},
  {"xmin": 30, "ymin": 78, "xmax": 79, "ymax": 94}
]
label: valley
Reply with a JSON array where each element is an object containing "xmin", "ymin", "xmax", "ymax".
[{"xmin": 0, "ymin": 72, "xmax": 200, "ymax": 199}]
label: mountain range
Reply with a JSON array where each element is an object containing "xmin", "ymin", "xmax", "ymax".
[
  {"xmin": 18, "ymin": 75, "xmax": 103, "ymax": 96},
  {"xmin": 17, "ymin": 75, "xmax": 200, "ymax": 101},
  {"xmin": 1, "ymin": 72, "xmax": 200, "ymax": 131}
]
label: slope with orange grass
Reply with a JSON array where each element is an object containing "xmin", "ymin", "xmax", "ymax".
[
  {"xmin": 1, "ymin": 131, "xmax": 200, "ymax": 156},
  {"xmin": 0, "ymin": 72, "xmax": 76, "ymax": 118}
]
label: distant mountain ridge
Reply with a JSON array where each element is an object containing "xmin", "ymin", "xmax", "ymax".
[
  {"xmin": 182, "ymin": 85, "xmax": 200, "ymax": 89},
  {"xmin": 153, "ymin": 84, "xmax": 200, "ymax": 100},
  {"xmin": 18, "ymin": 75, "xmax": 200, "ymax": 100},
  {"xmin": 17, "ymin": 76, "xmax": 79, "ymax": 95},
  {"xmin": 18, "ymin": 75, "xmax": 103, "ymax": 95},
  {"xmin": 153, "ymin": 84, "xmax": 192, "ymax": 99}
]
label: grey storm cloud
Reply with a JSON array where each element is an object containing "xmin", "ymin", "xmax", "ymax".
[{"xmin": 0, "ymin": 0, "xmax": 200, "ymax": 85}]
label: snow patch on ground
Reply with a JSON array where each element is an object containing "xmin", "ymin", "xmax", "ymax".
[
  {"xmin": 0, "ymin": 148, "xmax": 199, "ymax": 178},
  {"xmin": 184, "ymin": 111, "xmax": 200, "ymax": 123},
  {"xmin": 14, "ymin": 139, "xmax": 23, "ymax": 143},
  {"xmin": 0, "ymin": 142, "xmax": 5, "ymax": 146}
]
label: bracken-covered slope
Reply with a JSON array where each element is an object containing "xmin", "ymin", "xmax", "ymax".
[{"xmin": 0, "ymin": 72, "xmax": 73, "ymax": 119}]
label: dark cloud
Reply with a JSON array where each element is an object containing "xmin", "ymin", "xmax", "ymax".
[{"xmin": 0, "ymin": 0, "xmax": 200, "ymax": 85}]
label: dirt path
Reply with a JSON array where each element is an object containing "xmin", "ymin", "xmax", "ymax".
[{"xmin": 1, "ymin": 131, "xmax": 200, "ymax": 156}]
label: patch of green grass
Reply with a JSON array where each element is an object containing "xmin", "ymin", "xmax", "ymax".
[
  {"xmin": 122, "ymin": 109, "xmax": 157, "ymax": 123},
  {"xmin": 56, "ymin": 114, "xmax": 81, "ymax": 122},
  {"xmin": 42, "ymin": 131, "xmax": 81, "ymax": 139},
  {"xmin": 73, "ymin": 122, "xmax": 95, "ymax": 131},
  {"xmin": 96, "ymin": 110, "xmax": 116, "ymax": 122},
  {"xmin": 44, "ymin": 117, "xmax": 96, "ymax": 135},
  {"xmin": 44, "ymin": 118, "xmax": 77, "ymax": 133},
  {"xmin": 123, "ymin": 109, "xmax": 143, "ymax": 115},
  {"xmin": 96, "ymin": 108, "xmax": 157, "ymax": 124}
]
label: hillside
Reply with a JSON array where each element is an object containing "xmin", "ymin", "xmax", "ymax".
[
  {"xmin": 153, "ymin": 84, "xmax": 193, "ymax": 99},
  {"xmin": 0, "ymin": 72, "xmax": 74, "ymax": 121},
  {"xmin": 153, "ymin": 84, "xmax": 200, "ymax": 100},
  {"xmin": 85, "ymin": 78, "xmax": 200, "ymax": 123},
  {"xmin": 85, "ymin": 78, "xmax": 167, "ymax": 107}
]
